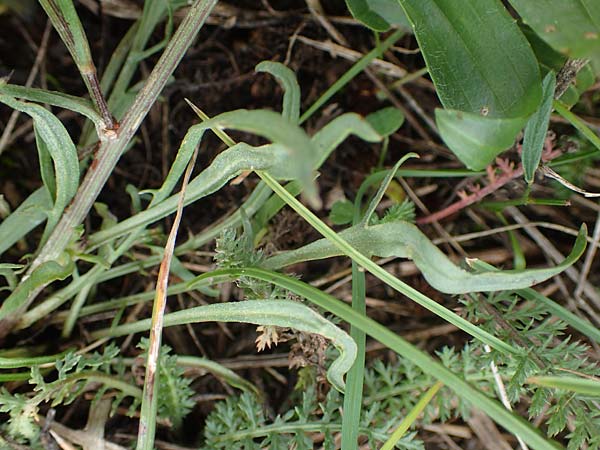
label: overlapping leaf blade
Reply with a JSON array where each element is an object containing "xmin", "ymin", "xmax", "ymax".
[
  {"xmin": 509, "ymin": 0, "xmax": 600, "ymax": 72},
  {"xmin": 0, "ymin": 95, "xmax": 79, "ymax": 243},
  {"xmin": 396, "ymin": 0, "xmax": 543, "ymax": 169}
]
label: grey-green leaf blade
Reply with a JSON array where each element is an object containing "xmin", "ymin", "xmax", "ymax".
[
  {"xmin": 91, "ymin": 300, "xmax": 357, "ymax": 393},
  {"xmin": 255, "ymin": 61, "xmax": 301, "ymax": 123},
  {"xmin": 265, "ymin": 221, "xmax": 587, "ymax": 294},
  {"xmin": 0, "ymin": 188, "xmax": 52, "ymax": 257}
]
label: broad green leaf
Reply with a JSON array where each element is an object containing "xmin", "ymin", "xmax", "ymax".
[
  {"xmin": 0, "ymin": 95, "xmax": 79, "ymax": 242},
  {"xmin": 397, "ymin": 0, "xmax": 542, "ymax": 118},
  {"xmin": 527, "ymin": 376, "xmax": 600, "ymax": 396},
  {"xmin": 255, "ymin": 61, "xmax": 301, "ymax": 123},
  {"xmin": 345, "ymin": 0, "xmax": 394, "ymax": 31},
  {"xmin": 522, "ymin": 71, "xmax": 557, "ymax": 183},
  {"xmin": 435, "ymin": 109, "xmax": 526, "ymax": 170},
  {"xmin": 509, "ymin": 0, "xmax": 600, "ymax": 70},
  {"xmin": 330, "ymin": 200, "xmax": 355, "ymax": 225},
  {"xmin": 265, "ymin": 221, "xmax": 587, "ymax": 294},
  {"xmin": 366, "ymin": 107, "xmax": 405, "ymax": 137},
  {"xmin": 90, "ymin": 300, "xmax": 357, "ymax": 393},
  {"xmin": 0, "ymin": 188, "xmax": 51, "ymax": 257},
  {"xmin": 521, "ymin": 24, "xmax": 567, "ymax": 72},
  {"xmin": 395, "ymin": 0, "xmax": 542, "ymax": 169}
]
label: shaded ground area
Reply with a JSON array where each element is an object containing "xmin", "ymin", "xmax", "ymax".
[{"xmin": 0, "ymin": 1, "xmax": 599, "ymax": 449}]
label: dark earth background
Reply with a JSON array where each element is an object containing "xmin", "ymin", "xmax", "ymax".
[{"xmin": 1, "ymin": 1, "xmax": 598, "ymax": 448}]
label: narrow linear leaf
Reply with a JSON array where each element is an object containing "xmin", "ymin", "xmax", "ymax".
[
  {"xmin": 381, "ymin": 381, "xmax": 444, "ymax": 450},
  {"xmin": 522, "ymin": 71, "xmax": 557, "ymax": 183},
  {"xmin": 189, "ymin": 268, "xmax": 564, "ymax": 450},
  {"xmin": 0, "ymin": 259, "xmax": 74, "ymax": 320},
  {"xmin": 0, "ymin": 95, "xmax": 79, "ymax": 241},
  {"xmin": 88, "ymin": 112, "xmax": 381, "ymax": 247},
  {"xmin": 91, "ymin": 300, "xmax": 357, "ymax": 393},
  {"xmin": 527, "ymin": 376, "xmax": 600, "ymax": 396},
  {"xmin": 0, "ymin": 83, "xmax": 104, "ymax": 130},
  {"xmin": 0, "ymin": 188, "xmax": 52, "ymax": 257}
]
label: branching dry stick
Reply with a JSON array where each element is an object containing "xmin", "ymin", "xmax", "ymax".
[{"xmin": 0, "ymin": 0, "xmax": 218, "ymax": 339}]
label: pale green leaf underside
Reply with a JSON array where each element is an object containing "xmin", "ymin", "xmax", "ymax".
[
  {"xmin": 87, "ymin": 112, "xmax": 381, "ymax": 248},
  {"xmin": 255, "ymin": 61, "xmax": 301, "ymax": 123},
  {"xmin": 0, "ymin": 95, "xmax": 79, "ymax": 241},
  {"xmin": 435, "ymin": 109, "xmax": 526, "ymax": 170},
  {"xmin": 0, "ymin": 188, "xmax": 51, "ymax": 257},
  {"xmin": 265, "ymin": 221, "xmax": 587, "ymax": 294}
]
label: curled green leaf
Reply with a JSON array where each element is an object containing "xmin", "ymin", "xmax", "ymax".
[
  {"xmin": 265, "ymin": 221, "xmax": 587, "ymax": 294},
  {"xmin": 255, "ymin": 61, "xmax": 301, "ymax": 123},
  {"xmin": 88, "ymin": 112, "xmax": 381, "ymax": 248},
  {"xmin": 0, "ymin": 95, "xmax": 79, "ymax": 242},
  {"xmin": 91, "ymin": 300, "xmax": 357, "ymax": 393}
]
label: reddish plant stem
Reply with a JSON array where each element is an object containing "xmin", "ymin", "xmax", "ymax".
[{"xmin": 417, "ymin": 165, "xmax": 524, "ymax": 224}]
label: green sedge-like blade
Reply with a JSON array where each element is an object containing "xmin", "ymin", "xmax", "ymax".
[{"xmin": 522, "ymin": 71, "xmax": 557, "ymax": 183}]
